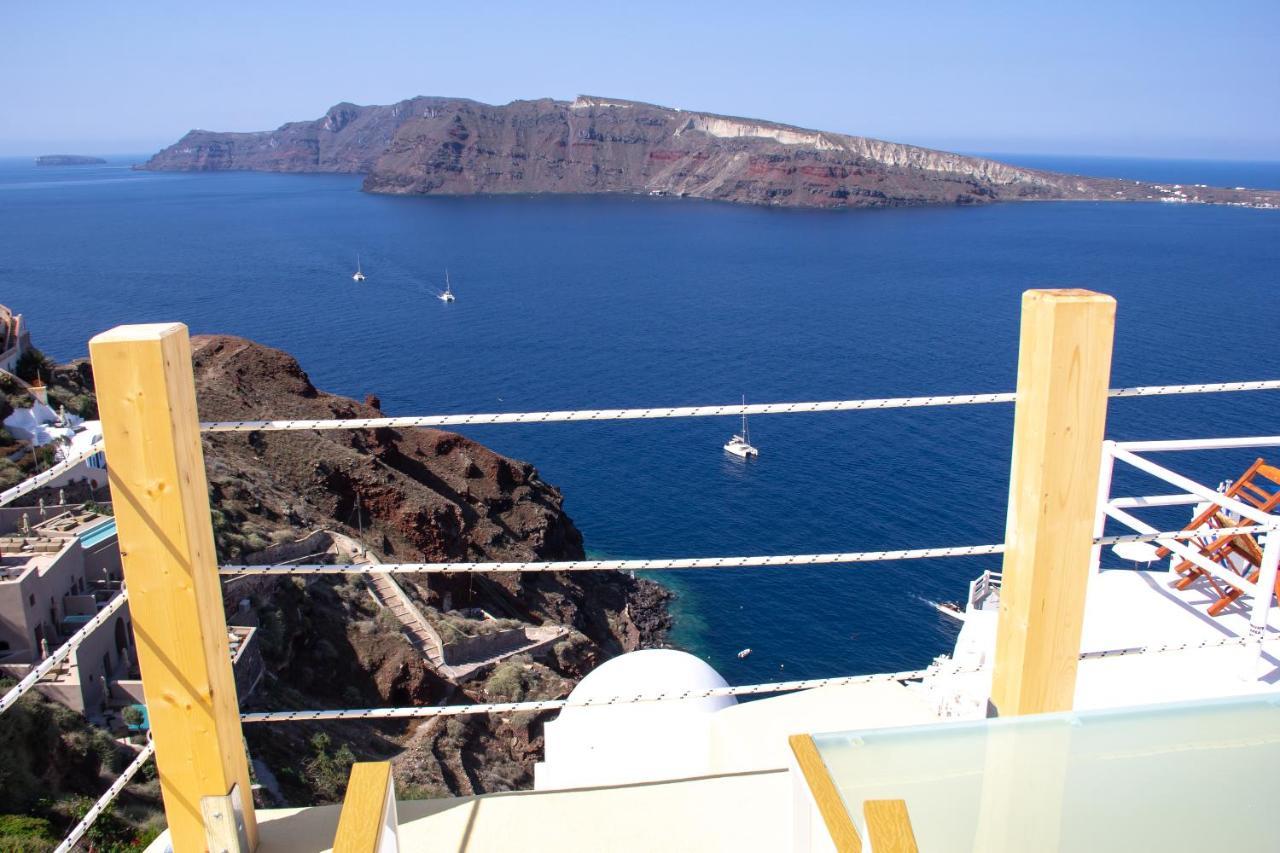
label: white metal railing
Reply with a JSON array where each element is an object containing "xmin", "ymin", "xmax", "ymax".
[
  {"xmin": 1092, "ymin": 436, "xmax": 1280, "ymax": 657},
  {"xmin": 968, "ymin": 570, "xmax": 1003, "ymax": 610},
  {"xmin": 1114, "ymin": 435, "xmax": 1280, "ymax": 453}
]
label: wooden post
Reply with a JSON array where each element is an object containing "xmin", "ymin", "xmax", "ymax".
[
  {"xmin": 990, "ymin": 289, "xmax": 1115, "ymax": 716},
  {"xmin": 90, "ymin": 323, "xmax": 257, "ymax": 852},
  {"xmin": 333, "ymin": 762, "xmax": 399, "ymax": 853},
  {"xmin": 788, "ymin": 734, "xmax": 862, "ymax": 853}
]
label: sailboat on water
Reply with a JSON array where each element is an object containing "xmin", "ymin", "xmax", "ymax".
[
  {"xmin": 438, "ymin": 270, "xmax": 456, "ymax": 302},
  {"xmin": 352, "ymin": 254, "xmax": 366, "ymax": 282},
  {"xmin": 724, "ymin": 395, "xmax": 759, "ymax": 458}
]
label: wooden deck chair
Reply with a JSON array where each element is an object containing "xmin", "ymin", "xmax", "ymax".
[{"xmin": 1157, "ymin": 458, "xmax": 1280, "ymax": 615}]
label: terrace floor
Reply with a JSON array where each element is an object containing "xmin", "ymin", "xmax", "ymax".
[{"xmin": 151, "ymin": 769, "xmax": 791, "ymax": 853}]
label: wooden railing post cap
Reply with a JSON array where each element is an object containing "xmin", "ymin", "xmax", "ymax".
[
  {"xmin": 1022, "ymin": 288, "xmax": 1115, "ymax": 305},
  {"xmin": 89, "ymin": 322, "xmax": 188, "ymax": 346}
]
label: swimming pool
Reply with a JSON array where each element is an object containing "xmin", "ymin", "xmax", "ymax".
[{"xmin": 78, "ymin": 518, "xmax": 117, "ymax": 549}]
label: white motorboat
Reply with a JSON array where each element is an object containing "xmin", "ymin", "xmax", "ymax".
[
  {"xmin": 352, "ymin": 254, "xmax": 366, "ymax": 282},
  {"xmin": 724, "ymin": 395, "xmax": 759, "ymax": 458}
]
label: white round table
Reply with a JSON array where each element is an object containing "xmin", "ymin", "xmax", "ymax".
[{"xmin": 1112, "ymin": 541, "xmax": 1163, "ymax": 566}]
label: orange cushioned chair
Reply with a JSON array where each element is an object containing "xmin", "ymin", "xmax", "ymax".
[{"xmin": 1156, "ymin": 458, "xmax": 1280, "ymax": 616}]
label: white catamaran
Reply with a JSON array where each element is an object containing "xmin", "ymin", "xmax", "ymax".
[
  {"xmin": 352, "ymin": 254, "xmax": 366, "ymax": 282},
  {"xmin": 438, "ymin": 270, "xmax": 456, "ymax": 302},
  {"xmin": 724, "ymin": 395, "xmax": 759, "ymax": 458}
]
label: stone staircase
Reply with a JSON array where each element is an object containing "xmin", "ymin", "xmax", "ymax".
[{"xmin": 366, "ymin": 574, "xmax": 447, "ymax": 671}]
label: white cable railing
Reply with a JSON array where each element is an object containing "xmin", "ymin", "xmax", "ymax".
[
  {"xmin": 198, "ymin": 379, "xmax": 1280, "ymax": 433},
  {"xmin": 7, "ymin": 369, "xmax": 1271, "ymax": 844},
  {"xmin": 0, "ymin": 591, "xmax": 129, "ymax": 714},
  {"xmin": 240, "ymin": 666, "xmax": 951, "ymax": 722},
  {"xmin": 239, "ymin": 634, "xmax": 1259, "ymax": 723},
  {"xmin": 54, "ymin": 740, "xmax": 154, "ymax": 853},
  {"xmin": 220, "ymin": 543, "xmax": 1006, "ymax": 576},
  {"xmin": 1077, "ymin": 634, "xmax": 1254, "ymax": 660},
  {"xmin": 216, "ymin": 528, "xmax": 1259, "ymax": 576},
  {"xmin": 0, "ymin": 441, "xmax": 104, "ymax": 507}
]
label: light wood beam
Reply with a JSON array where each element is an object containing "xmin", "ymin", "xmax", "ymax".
[
  {"xmin": 333, "ymin": 762, "xmax": 399, "ymax": 853},
  {"xmin": 991, "ymin": 289, "xmax": 1116, "ymax": 716},
  {"xmin": 90, "ymin": 323, "xmax": 258, "ymax": 851}
]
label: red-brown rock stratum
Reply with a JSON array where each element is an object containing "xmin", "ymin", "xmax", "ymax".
[{"xmin": 143, "ymin": 95, "xmax": 1280, "ymax": 210}]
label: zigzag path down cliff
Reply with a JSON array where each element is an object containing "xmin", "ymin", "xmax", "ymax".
[
  {"xmin": 142, "ymin": 94, "xmax": 1280, "ymax": 210},
  {"xmin": 14, "ymin": 333, "xmax": 672, "ymax": 806}
]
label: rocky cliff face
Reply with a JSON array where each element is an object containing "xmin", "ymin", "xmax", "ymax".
[
  {"xmin": 193, "ymin": 334, "xmax": 583, "ymax": 567},
  {"xmin": 192, "ymin": 334, "xmax": 668, "ymax": 651},
  {"xmin": 188, "ymin": 335, "xmax": 671, "ymax": 802},
  {"xmin": 10, "ymin": 333, "xmax": 671, "ymax": 805},
  {"xmin": 142, "ymin": 94, "xmax": 1280, "ymax": 209},
  {"xmin": 149, "ymin": 102, "xmax": 413, "ymax": 174}
]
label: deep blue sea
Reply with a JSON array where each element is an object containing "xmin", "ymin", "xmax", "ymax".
[{"xmin": 1, "ymin": 154, "xmax": 1277, "ymax": 685}]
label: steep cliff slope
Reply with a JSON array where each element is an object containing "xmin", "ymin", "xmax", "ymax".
[
  {"xmin": 192, "ymin": 334, "xmax": 667, "ymax": 651},
  {"xmin": 8, "ymin": 333, "xmax": 670, "ymax": 805},
  {"xmin": 142, "ymin": 95, "xmax": 1280, "ymax": 209},
  {"xmin": 189, "ymin": 335, "xmax": 670, "ymax": 801}
]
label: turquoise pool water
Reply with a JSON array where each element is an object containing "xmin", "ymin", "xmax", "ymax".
[{"xmin": 78, "ymin": 518, "xmax": 117, "ymax": 549}]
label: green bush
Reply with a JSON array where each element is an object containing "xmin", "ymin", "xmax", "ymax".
[
  {"xmin": 399, "ymin": 782, "xmax": 448, "ymax": 800},
  {"xmin": 374, "ymin": 609, "xmax": 402, "ymax": 635},
  {"xmin": 435, "ymin": 619, "xmax": 461, "ymax": 644},
  {"xmin": 33, "ymin": 445, "xmax": 57, "ymax": 469},
  {"xmin": 0, "ymin": 814, "xmax": 56, "ymax": 852},
  {"xmin": 474, "ymin": 757, "xmax": 526, "ymax": 792},
  {"xmin": 0, "ymin": 459, "xmax": 23, "ymax": 492},
  {"xmin": 257, "ymin": 609, "xmax": 289, "ymax": 661},
  {"xmin": 14, "ymin": 349, "xmax": 53, "ymax": 384},
  {"xmin": 303, "ymin": 732, "xmax": 356, "ymax": 803},
  {"xmin": 484, "ymin": 660, "xmax": 526, "ymax": 702},
  {"xmin": 69, "ymin": 799, "xmax": 147, "ymax": 852},
  {"xmin": 84, "ymin": 500, "xmax": 114, "ymax": 517},
  {"xmin": 443, "ymin": 717, "xmax": 467, "ymax": 746}
]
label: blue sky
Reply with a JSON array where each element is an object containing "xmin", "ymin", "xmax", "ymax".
[{"xmin": 2, "ymin": 1, "xmax": 1277, "ymax": 159}]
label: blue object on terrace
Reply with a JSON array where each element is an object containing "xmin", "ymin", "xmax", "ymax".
[{"xmin": 78, "ymin": 518, "xmax": 117, "ymax": 549}]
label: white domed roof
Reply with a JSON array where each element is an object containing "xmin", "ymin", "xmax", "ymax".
[
  {"xmin": 568, "ymin": 648, "xmax": 732, "ymax": 703},
  {"xmin": 535, "ymin": 649, "xmax": 736, "ymax": 790}
]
